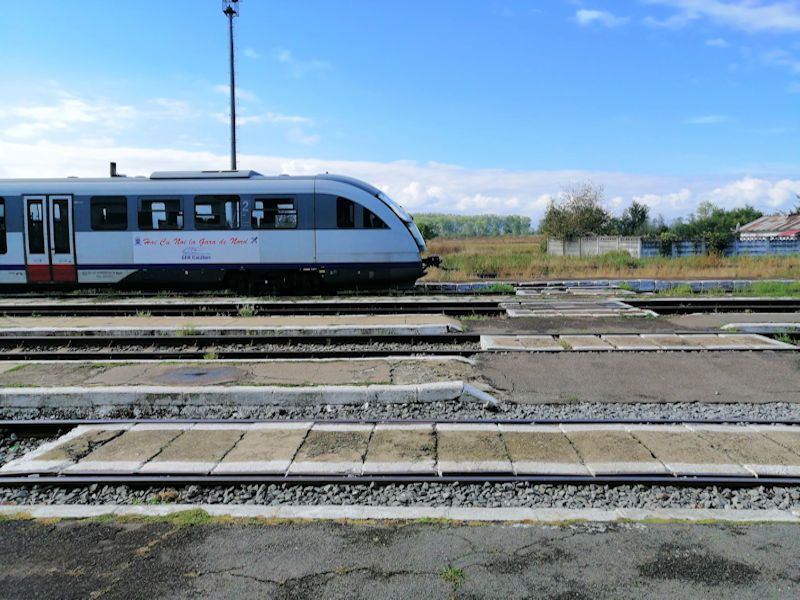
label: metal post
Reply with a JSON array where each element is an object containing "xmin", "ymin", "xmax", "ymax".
[
  {"xmin": 228, "ymin": 9, "xmax": 237, "ymax": 170},
  {"xmin": 223, "ymin": 1, "xmax": 240, "ymax": 171}
]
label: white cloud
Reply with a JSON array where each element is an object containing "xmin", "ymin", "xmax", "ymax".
[
  {"xmin": 575, "ymin": 9, "xmax": 629, "ymax": 27},
  {"xmin": 643, "ymin": 0, "xmax": 800, "ymax": 33},
  {"xmin": 274, "ymin": 48, "xmax": 331, "ymax": 77},
  {"xmin": 213, "ymin": 111, "xmax": 313, "ymax": 126},
  {"xmin": 213, "ymin": 84, "xmax": 259, "ymax": 102},
  {"xmin": 243, "ymin": 47, "xmax": 261, "ymax": 59},
  {"xmin": 0, "ymin": 95, "xmax": 137, "ymax": 140},
  {"xmin": 705, "ymin": 37, "xmax": 729, "ymax": 47},
  {"xmin": 704, "ymin": 177, "xmax": 799, "ymax": 208},
  {"xmin": 685, "ymin": 114, "xmax": 730, "ymax": 125},
  {"xmin": 761, "ymin": 49, "xmax": 800, "ymax": 73},
  {"xmin": 287, "ymin": 128, "xmax": 321, "ymax": 146}
]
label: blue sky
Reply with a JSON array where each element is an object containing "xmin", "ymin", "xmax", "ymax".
[{"xmin": 1, "ymin": 0, "xmax": 800, "ymax": 223}]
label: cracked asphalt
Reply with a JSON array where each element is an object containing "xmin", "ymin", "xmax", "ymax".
[{"xmin": 1, "ymin": 519, "xmax": 799, "ymax": 599}]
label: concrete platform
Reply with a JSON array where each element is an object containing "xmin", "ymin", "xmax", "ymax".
[
  {"xmin": 0, "ymin": 358, "xmax": 477, "ymax": 389},
  {"xmin": 6, "ymin": 423, "xmax": 800, "ymax": 479},
  {"xmin": 478, "ymin": 333, "xmax": 794, "ymax": 353},
  {"xmin": 0, "ymin": 314, "xmax": 462, "ymax": 337}
]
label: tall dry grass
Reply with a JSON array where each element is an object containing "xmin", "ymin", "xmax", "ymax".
[{"xmin": 423, "ymin": 235, "xmax": 800, "ymax": 281}]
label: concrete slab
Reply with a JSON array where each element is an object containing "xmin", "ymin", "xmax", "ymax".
[
  {"xmin": 715, "ymin": 334, "xmax": 796, "ymax": 350},
  {"xmin": 690, "ymin": 427, "xmax": 800, "ymax": 477},
  {"xmin": 561, "ymin": 427, "xmax": 669, "ymax": 475},
  {"xmin": 480, "ymin": 335, "xmax": 563, "ymax": 352},
  {"xmin": 600, "ymin": 335, "xmax": 662, "ymax": 351},
  {"xmin": 213, "ymin": 423, "xmax": 311, "ymax": 474},
  {"xmin": 0, "ymin": 425, "xmax": 129, "ymax": 474},
  {"xmin": 138, "ymin": 428, "xmax": 244, "ymax": 474},
  {"xmin": 436, "ymin": 424, "xmax": 512, "ymax": 473},
  {"xmin": 756, "ymin": 427, "xmax": 800, "ymax": 460},
  {"xmin": 639, "ymin": 334, "xmax": 703, "ymax": 351},
  {"xmin": 288, "ymin": 425, "xmax": 373, "ymax": 475},
  {"xmin": 0, "ymin": 314, "xmax": 463, "ymax": 336},
  {"xmin": 557, "ymin": 335, "xmax": 615, "ymax": 351},
  {"xmin": 362, "ymin": 424, "xmax": 436, "ymax": 474},
  {"xmin": 628, "ymin": 426, "xmax": 751, "ymax": 476},
  {"xmin": 498, "ymin": 425, "xmax": 589, "ymax": 475},
  {"xmin": 1, "ymin": 358, "xmax": 477, "ymax": 389},
  {"xmin": 64, "ymin": 428, "xmax": 185, "ymax": 473},
  {"xmin": 680, "ymin": 334, "xmax": 765, "ymax": 350}
]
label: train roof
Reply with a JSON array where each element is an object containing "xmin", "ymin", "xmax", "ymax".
[{"xmin": 0, "ymin": 171, "xmax": 383, "ymax": 197}]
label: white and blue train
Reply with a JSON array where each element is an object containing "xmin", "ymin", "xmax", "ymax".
[{"xmin": 0, "ymin": 170, "xmax": 436, "ymax": 292}]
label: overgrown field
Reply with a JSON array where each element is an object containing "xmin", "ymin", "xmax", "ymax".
[{"xmin": 423, "ymin": 236, "xmax": 800, "ymax": 281}]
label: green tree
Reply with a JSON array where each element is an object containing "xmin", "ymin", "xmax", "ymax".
[{"xmin": 539, "ymin": 183, "xmax": 612, "ymax": 239}]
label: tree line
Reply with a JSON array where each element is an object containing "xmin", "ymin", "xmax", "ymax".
[{"xmin": 413, "ymin": 214, "xmax": 532, "ymax": 240}]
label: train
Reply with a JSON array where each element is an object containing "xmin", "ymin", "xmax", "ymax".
[{"xmin": 0, "ymin": 169, "xmax": 438, "ymax": 292}]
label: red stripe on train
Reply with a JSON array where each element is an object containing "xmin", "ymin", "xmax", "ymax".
[
  {"xmin": 51, "ymin": 264, "xmax": 77, "ymax": 283},
  {"xmin": 25, "ymin": 265, "xmax": 52, "ymax": 283}
]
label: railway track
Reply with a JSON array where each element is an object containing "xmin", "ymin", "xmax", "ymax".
[
  {"xmin": 0, "ymin": 333, "xmax": 482, "ymax": 360},
  {"xmin": 0, "ymin": 300, "xmax": 505, "ymax": 317},
  {"xmin": 0, "ymin": 331, "xmax": 793, "ymax": 360},
  {"xmin": 3, "ymin": 418, "xmax": 800, "ymax": 488},
  {"xmin": 626, "ymin": 297, "xmax": 800, "ymax": 314}
]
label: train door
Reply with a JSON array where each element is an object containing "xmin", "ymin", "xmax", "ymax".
[{"xmin": 22, "ymin": 195, "xmax": 77, "ymax": 283}]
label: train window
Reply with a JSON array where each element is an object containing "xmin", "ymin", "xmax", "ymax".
[
  {"xmin": 0, "ymin": 199, "xmax": 6, "ymax": 254},
  {"xmin": 194, "ymin": 195, "xmax": 240, "ymax": 230},
  {"xmin": 90, "ymin": 196, "xmax": 128, "ymax": 230},
  {"xmin": 363, "ymin": 208, "xmax": 389, "ymax": 229},
  {"xmin": 52, "ymin": 199, "xmax": 71, "ymax": 254},
  {"xmin": 138, "ymin": 199, "xmax": 183, "ymax": 230},
  {"xmin": 336, "ymin": 197, "xmax": 355, "ymax": 229},
  {"xmin": 27, "ymin": 200, "xmax": 45, "ymax": 254},
  {"xmin": 252, "ymin": 198, "xmax": 297, "ymax": 229}
]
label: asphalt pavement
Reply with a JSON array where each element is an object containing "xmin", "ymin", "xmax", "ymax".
[{"xmin": 1, "ymin": 518, "xmax": 799, "ymax": 599}]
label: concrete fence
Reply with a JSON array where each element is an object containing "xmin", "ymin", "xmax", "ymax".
[
  {"xmin": 549, "ymin": 237, "xmax": 800, "ymax": 258},
  {"xmin": 547, "ymin": 237, "xmax": 642, "ymax": 258}
]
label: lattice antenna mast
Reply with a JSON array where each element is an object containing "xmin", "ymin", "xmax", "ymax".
[{"xmin": 222, "ymin": 0, "xmax": 240, "ymax": 170}]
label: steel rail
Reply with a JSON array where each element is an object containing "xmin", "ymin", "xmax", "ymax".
[
  {"xmin": 1, "ymin": 473, "xmax": 800, "ymax": 488},
  {"xmin": 4, "ymin": 417, "xmax": 800, "ymax": 436}
]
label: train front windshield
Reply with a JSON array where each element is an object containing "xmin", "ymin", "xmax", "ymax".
[{"xmin": 378, "ymin": 192, "xmax": 426, "ymax": 252}]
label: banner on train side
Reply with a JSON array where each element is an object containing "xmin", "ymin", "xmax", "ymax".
[{"xmin": 132, "ymin": 233, "xmax": 260, "ymax": 263}]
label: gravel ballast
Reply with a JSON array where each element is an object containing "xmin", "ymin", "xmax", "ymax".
[
  {"xmin": 1, "ymin": 482, "xmax": 799, "ymax": 512},
  {"xmin": 3, "ymin": 401, "xmax": 800, "ymax": 422}
]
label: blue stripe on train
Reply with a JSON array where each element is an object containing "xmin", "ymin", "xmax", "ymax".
[{"xmin": 0, "ymin": 262, "xmax": 422, "ymax": 271}]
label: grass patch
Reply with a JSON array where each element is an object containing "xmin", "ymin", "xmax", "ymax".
[
  {"xmin": 237, "ymin": 304, "xmax": 256, "ymax": 318},
  {"xmin": 2, "ymin": 364, "xmax": 29, "ymax": 374},
  {"xmin": 177, "ymin": 325, "xmax": 200, "ymax": 336},
  {"xmin": 423, "ymin": 236, "xmax": 800, "ymax": 281},
  {"xmin": 774, "ymin": 333, "xmax": 796, "ymax": 345},
  {"xmin": 203, "ymin": 350, "xmax": 219, "ymax": 360},
  {"xmin": 439, "ymin": 565, "xmax": 466, "ymax": 587},
  {"xmin": 482, "ymin": 283, "xmax": 516, "ymax": 294},
  {"xmin": 135, "ymin": 310, "xmax": 152, "ymax": 318}
]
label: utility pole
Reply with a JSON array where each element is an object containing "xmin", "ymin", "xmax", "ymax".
[{"xmin": 222, "ymin": 0, "xmax": 240, "ymax": 171}]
